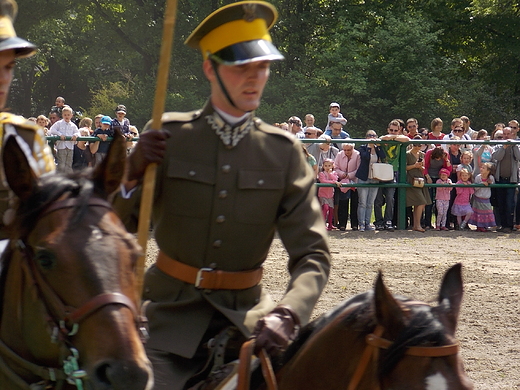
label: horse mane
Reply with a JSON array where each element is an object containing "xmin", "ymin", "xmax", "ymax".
[
  {"xmin": 276, "ymin": 290, "xmax": 450, "ymax": 383},
  {"xmin": 9, "ymin": 170, "xmax": 95, "ymax": 239}
]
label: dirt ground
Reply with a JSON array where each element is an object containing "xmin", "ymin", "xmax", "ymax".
[{"xmin": 145, "ymin": 229, "xmax": 520, "ymax": 389}]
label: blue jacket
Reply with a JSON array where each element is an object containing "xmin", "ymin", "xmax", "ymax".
[{"xmin": 355, "ymin": 144, "xmax": 386, "ymax": 181}]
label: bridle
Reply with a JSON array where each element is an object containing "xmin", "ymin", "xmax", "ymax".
[
  {"xmin": 0, "ymin": 197, "xmax": 139, "ymax": 389},
  {"xmin": 347, "ymin": 301, "xmax": 460, "ymax": 390}
]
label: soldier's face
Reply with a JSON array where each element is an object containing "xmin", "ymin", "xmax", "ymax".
[
  {"xmin": 204, "ymin": 59, "xmax": 270, "ymax": 116},
  {"xmin": 0, "ymin": 49, "xmax": 15, "ymax": 110}
]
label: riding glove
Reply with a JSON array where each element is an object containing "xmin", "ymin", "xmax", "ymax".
[
  {"xmin": 127, "ymin": 129, "xmax": 170, "ymax": 182},
  {"xmin": 251, "ymin": 305, "xmax": 300, "ymax": 357}
]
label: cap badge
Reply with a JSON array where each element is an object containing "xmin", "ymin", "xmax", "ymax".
[{"xmin": 243, "ymin": 3, "xmax": 257, "ymax": 22}]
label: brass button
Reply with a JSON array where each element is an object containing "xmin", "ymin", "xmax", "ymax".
[
  {"xmin": 219, "ymin": 190, "xmax": 228, "ymax": 198},
  {"xmin": 257, "ymin": 179, "xmax": 264, "ymax": 186},
  {"xmin": 188, "ymin": 170, "xmax": 196, "ymax": 177},
  {"xmin": 209, "ymin": 263, "xmax": 217, "ymax": 268},
  {"xmin": 216, "ymin": 215, "xmax": 225, "ymax": 223},
  {"xmin": 213, "ymin": 240, "xmax": 222, "ymax": 248},
  {"xmin": 222, "ymin": 164, "xmax": 231, "ymax": 173}
]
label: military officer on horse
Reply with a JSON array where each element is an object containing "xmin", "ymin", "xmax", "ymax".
[{"xmin": 114, "ymin": 1, "xmax": 331, "ymax": 389}]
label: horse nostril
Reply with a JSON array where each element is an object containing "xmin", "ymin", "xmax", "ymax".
[
  {"xmin": 95, "ymin": 362, "xmax": 111, "ymax": 385},
  {"xmin": 93, "ymin": 360, "xmax": 152, "ymax": 390}
]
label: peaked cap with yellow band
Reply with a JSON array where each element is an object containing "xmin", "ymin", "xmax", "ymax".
[
  {"xmin": 0, "ymin": 0, "xmax": 36, "ymax": 58},
  {"xmin": 185, "ymin": 1, "xmax": 283, "ymax": 65}
]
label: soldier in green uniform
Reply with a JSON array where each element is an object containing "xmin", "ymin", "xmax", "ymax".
[
  {"xmin": 0, "ymin": 0, "xmax": 55, "ymax": 239},
  {"xmin": 114, "ymin": 2, "xmax": 331, "ymax": 388}
]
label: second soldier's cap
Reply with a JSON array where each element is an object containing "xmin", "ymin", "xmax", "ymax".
[
  {"xmin": 0, "ymin": 0, "xmax": 36, "ymax": 58},
  {"xmin": 185, "ymin": 1, "xmax": 284, "ymax": 65}
]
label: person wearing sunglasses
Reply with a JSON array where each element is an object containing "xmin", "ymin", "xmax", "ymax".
[
  {"xmin": 442, "ymin": 117, "xmax": 472, "ymax": 152},
  {"xmin": 288, "ymin": 116, "xmax": 305, "ymax": 139},
  {"xmin": 376, "ymin": 120, "xmax": 410, "ymax": 230},
  {"xmin": 508, "ymin": 120, "xmax": 519, "ymax": 140}
]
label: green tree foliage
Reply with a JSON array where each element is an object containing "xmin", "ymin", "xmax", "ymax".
[{"xmin": 7, "ymin": 0, "xmax": 520, "ymax": 132}]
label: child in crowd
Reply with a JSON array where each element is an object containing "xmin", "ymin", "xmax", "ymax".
[
  {"xmin": 452, "ymin": 168, "xmax": 474, "ymax": 230},
  {"xmin": 90, "ymin": 115, "xmax": 114, "ymax": 166},
  {"xmin": 49, "ymin": 105, "xmax": 80, "ymax": 174},
  {"xmin": 318, "ymin": 159, "xmax": 340, "ymax": 230},
  {"xmin": 72, "ymin": 128, "xmax": 93, "ymax": 171},
  {"xmin": 36, "ymin": 114, "xmax": 49, "ymax": 135},
  {"xmin": 456, "ymin": 150, "xmax": 473, "ymax": 180},
  {"xmin": 468, "ymin": 162, "xmax": 496, "ymax": 232},
  {"xmin": 435, "ymin": 168, "xmax": 452, "ymax": 230},
  {"xmin": 325, "ymin": 102, "xmax": 347, "ymax": 132}
]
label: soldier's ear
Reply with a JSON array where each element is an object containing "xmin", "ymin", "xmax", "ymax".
[{"xmin": 202, "ymin": 59, "xmax": 214, "ymax": 82}]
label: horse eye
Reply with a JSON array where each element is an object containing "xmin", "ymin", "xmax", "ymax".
[{"xmin": 35, "ymin": 249, "xmax": 56, "ymax": 270}]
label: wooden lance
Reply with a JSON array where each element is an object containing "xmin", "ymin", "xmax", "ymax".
[{"xmin": 135, "ymin": 0, "xmax": 178, "ymax": 298}]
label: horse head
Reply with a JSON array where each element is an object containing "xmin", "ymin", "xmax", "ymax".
[
  {"xmin": 276, "ymin": 263, "xmax": 473, "ymax": 390},
  {"xmin": 0, "ymin": 131, "xmax": 153, "ymax": 390}
]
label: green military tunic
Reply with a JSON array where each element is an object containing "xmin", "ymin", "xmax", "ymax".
[{"xmin": 114, "ymin": 102, "xmax": 331, "ymax": 359}]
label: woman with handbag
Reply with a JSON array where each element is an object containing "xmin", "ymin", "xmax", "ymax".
[
  {"xmin": 355, "ymin": 130, "xmax": 385, "ymax": 231},
  {"xmin": 406, "ymin": 135, "xmax": 432, "ymax": 232}
]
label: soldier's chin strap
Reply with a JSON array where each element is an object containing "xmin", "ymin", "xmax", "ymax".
[{"xmin": 209, "ymin": 57, "xmax": 251, "ymax": 114}]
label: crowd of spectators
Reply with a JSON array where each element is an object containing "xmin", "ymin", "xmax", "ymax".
[
  {"xmin": 277, "ymin": 104, "xmax": 520, "ymax": 233},
  {"xmin": 29, "ymin": 98, "xmax": 139, "ymax": 173}
]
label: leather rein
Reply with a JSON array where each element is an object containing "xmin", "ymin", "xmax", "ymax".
[{"xmin": 0, "ymin": 197, "xmax": 139, "ymax": 389}]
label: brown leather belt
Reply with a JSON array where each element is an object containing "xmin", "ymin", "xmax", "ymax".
[{"xmin": 156, "ymin": 251, "xmax": 263, "ymax": 290}]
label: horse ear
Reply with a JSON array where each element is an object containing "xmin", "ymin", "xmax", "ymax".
[
  {"xmin": 2, "ymin": 135, "xmax": 37, "ymax": 201},
  {"xmin": 437, "ymin": 263, "xmax": 463, "ymax": 335},
  {"xmin": 92, "ymin": 128, "xmax": 127, "ymax": 197},
  {"xmin": 374, "ymin": 271, "xmax": 406, "ymax": 335}
]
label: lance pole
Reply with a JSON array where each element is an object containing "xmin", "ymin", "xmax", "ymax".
[{"xmin": 135, "ymin": 0, "xmax": 178, "ymax": 298}]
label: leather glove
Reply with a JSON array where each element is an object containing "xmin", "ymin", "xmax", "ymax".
[
  {"xmin": 251, "ymin": 305, "xmax": 300, "ymax": 357},
  {"xmin": 127, "ymin": 129, "xmax": 170, "ymax": 181}
]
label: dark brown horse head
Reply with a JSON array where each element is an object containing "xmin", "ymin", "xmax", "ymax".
[
  {"xmin": 0, "ymin": 130, "xmax": 153, "ymax": 390},
  {"xmin": 276, "ymin": 264, "xmax": 473, "ymax": 390}
]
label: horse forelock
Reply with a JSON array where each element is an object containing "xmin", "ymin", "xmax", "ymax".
[{"xmin": 378, "ymin": 298, "xmax": 451, "ymax": 380}]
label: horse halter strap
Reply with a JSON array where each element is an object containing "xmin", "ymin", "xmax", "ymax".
[
  {"xmin": 348, "ymin": 321, "xmax": 459, "ymax": 390},
  {"xmin": 19, "ymin": 196, "xmax": 139, "ymax": 334}
]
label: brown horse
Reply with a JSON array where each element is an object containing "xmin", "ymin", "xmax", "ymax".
[
  {"xmin": 272, "ymin": 263, "xmax": 473, "ymax": 390},
  {"xmin": 201, "ymin": 263, "xmax": 473, "ymax": 390},
  {"xmin": 0, "ymin": 132, "xmax": 153, "ymax": 389}
]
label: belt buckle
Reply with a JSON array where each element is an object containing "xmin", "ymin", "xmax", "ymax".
[{"xmin": 195, "ymin": 267, "xmax": 214, "ymax": 288}]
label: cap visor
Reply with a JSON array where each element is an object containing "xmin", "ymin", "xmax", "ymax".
[
  {"xmin": 212, "ymin": 39, "xmax": 283, "ymax": 65},
  {"xmin": 0, "ymin": 37, "xmax": 37, "ymax": 58}
]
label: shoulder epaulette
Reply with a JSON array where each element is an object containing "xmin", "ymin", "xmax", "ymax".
[
  {"xmin": 0, "ymin": 113, "xmax": 39, "ymax": 131},
  {"xmin": 254, "ymin": 118, "xmax": 295, "ymax": 142},
  {"xmin": 162, "ymin": 109, "xmax": 203, "ymax": 123}
]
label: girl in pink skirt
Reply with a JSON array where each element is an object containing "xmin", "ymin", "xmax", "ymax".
[
  {"xmin": 451, "ymin": 168, "xmax": 474, "ymax": 230},
  {"xmin": 468, "ymin": 163, "xmax": 496, "ymax": 232}
]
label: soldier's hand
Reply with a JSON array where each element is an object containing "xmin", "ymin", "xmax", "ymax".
[
  {"xmin": 251, "ymin": 305, "xmax": 300, "ymax": 358},
  {"xmin": 127, "ymin": 129, "xmax": 170, "ymax": 182}
]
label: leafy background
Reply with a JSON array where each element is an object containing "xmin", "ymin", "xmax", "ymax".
[{"xmin": 10, "ymin": 0, "xmax": 520, "ymax": 136}]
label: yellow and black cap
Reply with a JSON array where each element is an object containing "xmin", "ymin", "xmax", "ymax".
[
  {"xmin": 0, "ymin": 0, "xmax": 36, "ymax": 58},
  {"xmin": 185, "ymin": 1, "xmax": 283, "ymax": 65}
]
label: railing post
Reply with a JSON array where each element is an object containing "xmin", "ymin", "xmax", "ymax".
[{"xmin": 397, "ymin": 142, "xmax": 408, "ymax": 230}]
